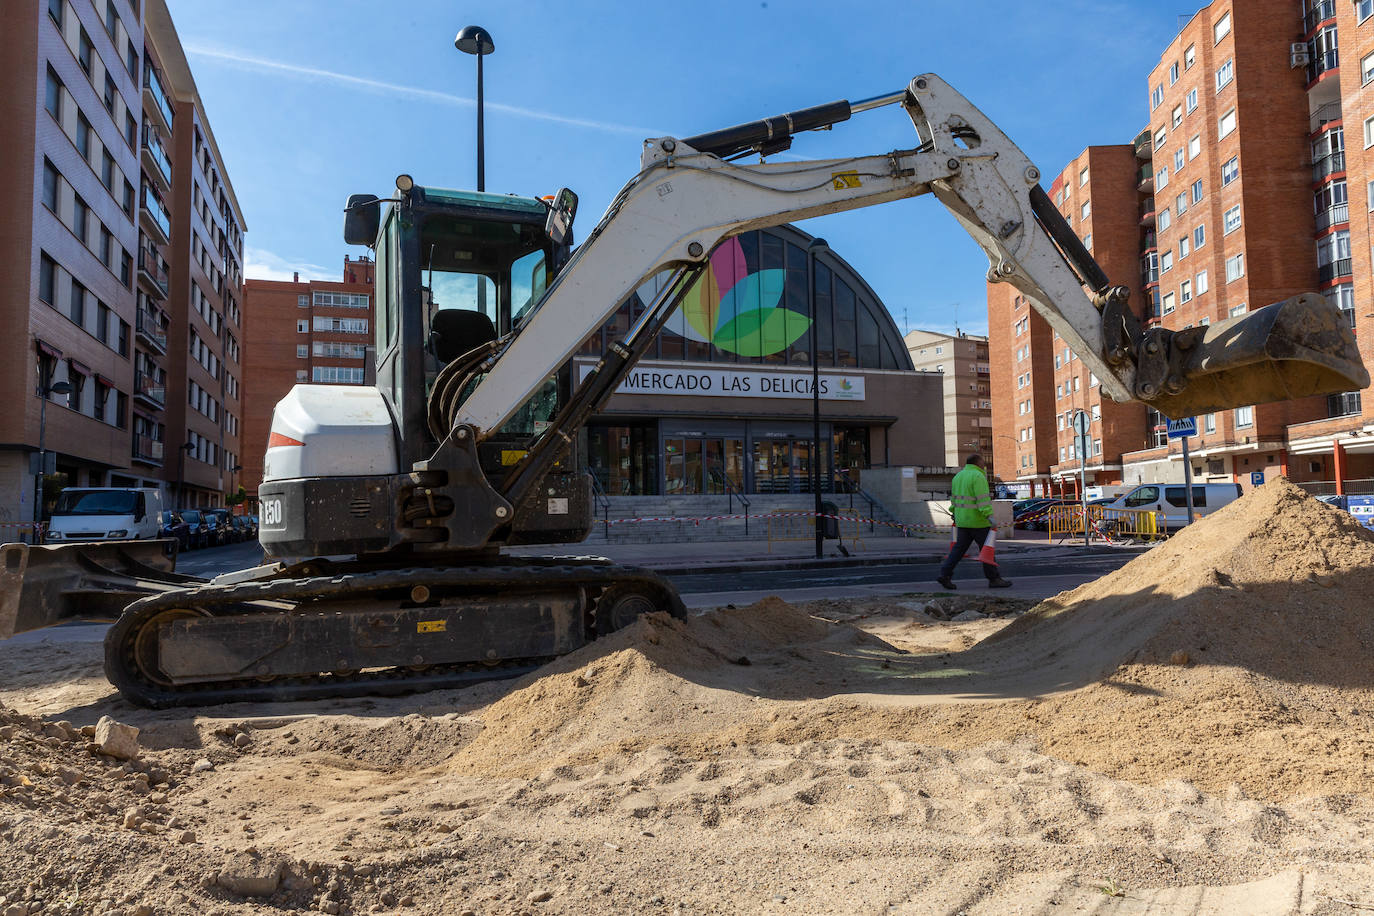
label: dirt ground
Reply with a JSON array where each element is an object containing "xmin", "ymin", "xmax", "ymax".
[{"xmin": 2, "ymin": 479, "xmax": 1374, "ymax": 915}]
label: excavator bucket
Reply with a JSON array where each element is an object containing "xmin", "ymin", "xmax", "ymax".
[
  {"xmin": 1143, "ymin": 293, "xmax": 1369, "ymax": 419},
  {"xmin": 0, "ymin": 541, "xmax": 198, "ymax": 639}
]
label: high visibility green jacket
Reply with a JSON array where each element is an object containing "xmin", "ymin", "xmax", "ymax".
[{"xmin": 950, "ymin": 465, "xmax": 993, "ymax": 528}]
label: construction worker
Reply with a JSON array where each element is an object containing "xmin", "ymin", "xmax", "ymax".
[{"xmin": 937, "ymin": 454, "xmax": 1012, "ymax": 590}]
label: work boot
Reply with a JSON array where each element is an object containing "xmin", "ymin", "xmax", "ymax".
[
  {"xmin": 988, "ymin": 577, "xmax": 1013, "ymax": 588},
  {"xmin": 937, "ymin": 576, "xmax": 957, "ymax": 590}
]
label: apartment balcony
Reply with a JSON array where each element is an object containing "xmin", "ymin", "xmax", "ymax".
[
  {"xmin": 1319, "ymin": 258, "xmax": 1353, "ymax": 283},
  {"xmin": 131, "ymin": 434, "xmax": 164, "ymax": 466},
  {"xmin": 1303, "ymin": 0, "xmax": 1336, "ymax": 34},
  {"xmin": 1139, "ymin": 197, "xmax": 1156, "ymax": 226},
  {"xmin": 1141, "ymin": 257, "xmax": 1159, "ymax": 288},
  {"xmin": 137, "ymin": 246, "xmax": 169, "ymax": 299},
  {"xmin": 140, "ymin": 127, "xmax": 172, "ymax": 192},
  {"xmin": 1307, "ymin": 49, "xmax": 1339, "ymax": 85},
  {"xmin": 1309, "ymin": 102, "xmax": 1342, "ymax": 134},
  {"xmin": 1312, "ymin": 149, "xmax": 1345, "ymax": 183},
  {"xmin": 1133, "ymin": 128, "xmax": 1152, "ymax": 160},
  {"xmin": 134, "ymin": 370, "xmax": 165, "ymax": 408},
  {"xmin": 140, "ymin": 183, "xmax": 171, "ymax": 243},
  {"xmin": 135, "ymin": 307, "xmax": 167, "ymax": 354},
  {"xmin": 1315, "ymin": 203, "xmax": 1349, "ymax": 232},
  {"xmin": 1141, "ymin": 230, "xmax": 1157, "ymax": 252},
  {"xmin": 1136, "ymin": 164, "xmax": 1154, "ymax": 193},
  {"xmin": 143, "ymin": 63, "xmax": 174, "ymax": 133}
]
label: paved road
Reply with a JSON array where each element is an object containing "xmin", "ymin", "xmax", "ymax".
[{"xmin": 666, "ymin": 548, "xmax": 1142, "ymax": 607}]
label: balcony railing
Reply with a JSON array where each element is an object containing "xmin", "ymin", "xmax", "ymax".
[
  {"xmin": 143, "ymin": 63, "xmax": 174, "ymax": 131},
  {"xmin": 1308, "ymin": 49, "xmax": 1339, "ymax": 83},
  {"xmin": 1312, "ymin": 150, "xmax": 1345, "ymax": 182},
  {"xmin": 132, "ymin": 434, "xmax": 164, "ymax": 464},
  {"xmin": 1142, "ymin": 230, "xmax": 1158, "ymax": 251},
  {"xmin": 1136, "ymin": 164, "xmax": 1154, "ymax": 192},
  {"xmin": 1319, "ymin": 258, "xmax": 1353, "ymax": 283},
  {"xmin": 1315, "ymin": 203, "xmax": 1349, "ymax": 232},
  {"xmin": 140, "ymin": 184, "xmax": 171, "ymax": 240},
  {"xmin": 1142, "ymin": 264, "xmax": 1159, "ymax": 287},
  {"xmin": 137, "ymin": 246, "xmax": 169, "ymax": 298},
  {"xmin": 135, "ymin": 307, "xmax": 167, "ymax": 353},
  {"xmin": 1133, "ymin": 128, "xmax": 1152, "ymax": 160},
  {"xmin": 134, "ymin": 370, "xmax": 165, "ymax": 407},
  {"xmin": 141, "ymin": 128, "xmax": 172, "ymax": 187},
  {"xmin": 1310, "ymin": 102, "xmax": 1342, "ymax": 134},
  {"xmin": 1304, "ymin": 0, "xmax": 1336, "ymax": 34},
  {"xmin": 1139, "ymin": 197, "xmax": 1156, "ymax": 225}
]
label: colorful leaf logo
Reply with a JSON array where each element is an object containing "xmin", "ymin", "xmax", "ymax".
[{"xmin": 673, "ymin": 238, "xmax": 810, "ymax": 357}]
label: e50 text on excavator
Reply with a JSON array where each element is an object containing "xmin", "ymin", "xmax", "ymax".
[{"xmin": 2, "ymin": 74, "xmax": 1366, "ymax": 707}]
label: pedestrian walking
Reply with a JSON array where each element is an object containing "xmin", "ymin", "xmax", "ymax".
[{"xmin": 937, "ymin": 454, "xmax": 1012, "ymax": 589}]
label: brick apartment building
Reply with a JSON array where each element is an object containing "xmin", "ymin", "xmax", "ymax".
[
  {"xmin": 240, "ymin": 256, "xmax": 375, "ymax": 503},
  {"xmin": 990, "ymin": 0, "xmax": 1374, "ymax": 498},
  {"xmin": 903, "ymin": 329, "xmax": 992, "ymax": 468},
  {"xmin": 0, "ymin": 0, "xmax": 245, "ymax": 535}
]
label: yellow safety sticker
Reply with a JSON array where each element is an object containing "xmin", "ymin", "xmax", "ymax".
[
  {"xmin": 501, "ymin": 449, "xmax": 528, "ymax": 466},
  {"xmin": 417, "ymin": 620, "xmax": 446, "ymax": 634},
  {"xmin": 831, "ymin": 170, "xmax": 862, "ymax": 190}
]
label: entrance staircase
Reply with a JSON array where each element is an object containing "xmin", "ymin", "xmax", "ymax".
[{"xmin": 581, "ymin": 493, "xmax": 910, "ymax": 544}]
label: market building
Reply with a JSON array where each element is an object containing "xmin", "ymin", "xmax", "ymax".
[{"xmin": 576, "ymin": 224, "xmax": 946, "ymax": 497}]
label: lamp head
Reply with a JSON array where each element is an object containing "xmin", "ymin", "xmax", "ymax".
[
  {"xmin": 455, "ymin": 26, "xmax": 494, "ymax": 55},
  {"xmin": 48, "ymin": 381, "xmax": 73, "ymax": 395}
]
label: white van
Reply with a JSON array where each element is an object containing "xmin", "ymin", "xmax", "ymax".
[
  {"xmin": 1103, "ymin": 482, "xmax": 1242, "ymax": 529},
  {"xmin": 45, "ymin": 488, "xmax": 164, "ymax": 542}
]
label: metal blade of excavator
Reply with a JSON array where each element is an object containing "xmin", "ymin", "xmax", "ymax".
[
  {"xmin": 1143, "ymin": 293, "xmax": 1368, "ymax": 419},
  {"xmin": 0, "ymin": 541, "xmax": 200, "ymax": 639}
]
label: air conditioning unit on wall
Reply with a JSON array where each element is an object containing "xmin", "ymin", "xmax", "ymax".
[{"xmin": 1291, "ymin": 42, "xmax": 1311, "ymax": 68}]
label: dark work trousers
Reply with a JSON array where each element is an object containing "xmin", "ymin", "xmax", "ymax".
[{"xmin": 939, "ymin": 526, "xmax": 998, "ymax": 581}]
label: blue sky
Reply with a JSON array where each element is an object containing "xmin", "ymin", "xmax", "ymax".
[{"xmin": 168, "ymin": 0, "xmax": 1197, "ymax": 337}]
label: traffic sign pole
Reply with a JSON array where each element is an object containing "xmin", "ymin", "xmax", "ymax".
[
  {"xmin": 1072, "ymin": 410, "xmax": 1090, "ymax": 548},
  {"xmin": 1182, "ymin": 435, "xmax": 1195, "ymax": 525}
]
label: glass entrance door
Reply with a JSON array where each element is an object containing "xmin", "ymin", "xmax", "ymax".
[
  {"xmin": 753, "ymin": 439, "xmax": 818, "ymax": 493},
  {"xmin": 666, "ymin": 436, "xmax": 745, "ymax": 494}
]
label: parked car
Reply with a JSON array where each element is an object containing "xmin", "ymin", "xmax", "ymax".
[
  {"xmin": 1013, "ymin": 499, "xmax": 1064, "ymax": 530},
  {"xmin": 203, "ymin": 508, "xmax": 236, "ymax": 545},
  {"xmin": 230, "ymin": 515, "xmax": 256, "ymax": 542},
  {"xmin": 45, "ymin": 488, "xmax": 163, "ymax": 542},
  {"xmin": 158, "ymin": 510, "xmax": 192, "ymax": 552},
  {"xmin": 178, "ymin": 509, "xmax": 211, "ymax": 550}
]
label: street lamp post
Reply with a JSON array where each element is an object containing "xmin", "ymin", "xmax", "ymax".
[
  {"xmin": 32, "ymin": 379, "xmax": 73, "ymax": 544},
  {"xmin": 454, "ymin": 26, "xmax": 495, "ymax": 192},
  {"xmin": 176, "ymin": 441, "xmax": 195, "ymax": 508},
  {"xmin": 230, "ymin": 463, "xmax": 243, "ymax": 507},
  {"xmin": 808, "ymin": 238, "xmax": 829, "ymax": 559}
]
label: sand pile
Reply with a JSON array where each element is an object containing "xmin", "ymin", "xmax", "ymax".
[{"xmin": 456, "ymin": 480, "xmax": 1374, "ymax": 800}]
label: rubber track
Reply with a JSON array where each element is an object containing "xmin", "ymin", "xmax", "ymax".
[{"xmin": 104, "ymin": 562, "xmax": 684, "ymax": 709}]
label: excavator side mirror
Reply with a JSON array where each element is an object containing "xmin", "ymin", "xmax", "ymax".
[
  {"xmin": 344, "ymin": 194, "xmax": 381, "ymax": 247},
  {"xmin": 545, "ymin": 188, "xmax": 578, "ymax": 247}
]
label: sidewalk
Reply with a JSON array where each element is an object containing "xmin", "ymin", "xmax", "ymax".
[{"xmin": 507, "ymin": 531, "xmax": 1102, "ymax": 575}]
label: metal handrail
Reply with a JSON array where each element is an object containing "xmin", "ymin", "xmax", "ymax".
[
  {"xmin": 708, "ymin": 467, "xmax": 751, "ymax": 535},
  {"xmin": 585, "ymin": 468, "xmax": 611, "ymax": 539},
  {"xmin": 831, "ymin": 469, "xmax": 881, "ymax": 534}
]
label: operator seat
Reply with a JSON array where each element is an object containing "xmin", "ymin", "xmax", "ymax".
[{"xmin": 429, "ymin": 308, "xmax": 497, "ymax": 364}]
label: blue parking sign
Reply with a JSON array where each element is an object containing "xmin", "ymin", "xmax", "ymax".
[{"xmin": 1251, "ymin": 470, "xmax": 1264, "ymax": 487}]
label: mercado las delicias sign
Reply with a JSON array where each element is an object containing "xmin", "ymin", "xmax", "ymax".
[{"xmin": 576, "ymin": 362, "xmax": 865, "ymax": 401}]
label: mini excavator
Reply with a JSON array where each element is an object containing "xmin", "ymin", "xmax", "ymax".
[{"xmin": 2, "ymin": 74, "xmax": 1365, "ymax": 706}]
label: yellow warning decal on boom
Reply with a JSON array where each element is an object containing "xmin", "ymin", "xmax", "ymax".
[
  {"xmin": 831, "ymin": 171, "xmax": 862, "ymax": 190},
  {"xmin": 417, "ymin": 620, "xmax": 446, "ymax": 634}
]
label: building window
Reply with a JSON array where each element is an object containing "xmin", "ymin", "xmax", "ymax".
[
  {"xmin": 75, "ymin": 114, "xmax": 91, "ymax": 158},
  {"xmin": 297, "ymin": 294, "xmax": 308, "ymax": 308},
  {"xmin": 313, "ymin": 291, "xmax": 370, "ymax": 309},
  {"xmin": 296, "ymin": 319, "xmax": 308, "ymax": 333},
  {"xmin": 1215, "ymin": 58, "xmax": 1234, "ymax": 91},
  {"xmin": 1221, "ymin": 156, "xmax": 1239, "ymax": 186},
  {"xmin": 1185, "ymin": 43, "xmax": 1196, "ymax": 69},
  {"xmin": 312, "ymin": 366, "xmax": 365, "ymax": 384},
  {"xmin": 1172, "ymin": 105, "xmax": 1183, "ymax": 129},
  {"xmin": 1192, "ymin": 179, "xmax": 1204, "ymax": 204},
  {"xmin": 1363, "ymin": 51, "xmax": 1374, "ymax": 86},
  {"xmin": 1179, "ymin": 236, "xmax": 1190, "ymax": 259},
  {"xmin": 1156, "ymin": 166, "xmax": 1169, "ymax": 189},
  {"xmin": 1234, "ymin": 405, "xmax": 1253, "ymax": 428},
  {"xmin": 1158, "ymin": 207, "xmax": 1172, "ymax": 231},
  {"xmin": 1204, "ymin": 413, "xmax": 1216, "ymax": 433},
  {"xmin": 72, "ymin": 194, "xmax": 88, "ymax": 244},
  {"xmin": 1229, "ymin": 303, "xmax": 1247, "ymax": 317},
  {"xmin": 296, "ymin": 344, "xmax": 308, "ymax": 358},
  {"xmin": 1361, "ymin": 0, "xmax": 1374, "ymax": 22},
  {"xmin": 1214, "ymin": 10, "xmax": 1231, "ymax": 43},
  {"xmin": 1225, "ymin": 253, "xmax": 1244, "ymax": 282},
  {"xmin": 1154, "ymin": 126, "xmax": 1167, "ymax": 149},
  {"xmin": 1079, "ymin": 166, "xmax": 1089, "ymax": 186},
  {"xmin": 1169, "ymin": 62, "xmax": 1179, "ymax": 85},
  {"xmin": 1161, "ymin": 249, "xmax": 1174, "ymax": 272},
  {"xmin": 1327, "ymin": 283, "xmax": 1355, "ymax": 328},
  {"xmin": 1196, "ymin": 269, "xmax": 1209, "ymax": 295},
  {"xmin": 102, "ymin": 73, "xmax": 116, "ymax": 115},
  {"xmin": 1162, "ymin": 291, "xmax": 1175, "ymax": 314},
  {"xmin": 1083, "ymin": 233, "xmax": 1092, "ymax": 251},
  {"xmin": 1174, "ymin": 149, "xmax": 1185, "ymax": 172},
  {"xmin": 48, "ymin": 0, "xmax": 62, "ymax": 26},
  {"xmin": 1218, "ymin": 108, "xmax": 1237, "ymax": 140},
  {"xmin": 45, "ymin": 67, "xmax": 64, "ymax": 121},
  {"xmin": 1223, "ymin": 205, "xmax": 1242, "ymax": 234},
  {"xmin": 1151, "ymin": 84, "xmax": 1164, "ymax": 110},
  {"xmin": 39, "ymin": 253, "xmax": 56, "ymax": 304},
  {"xmin": 1188, "ymin": 134, "xmax": 1200, "ymax": 159},
  {"xmin": 1080, "ymin": 200, "xmax": 1090, "ymax": 221},
  {"xmin": 1186, "ymin": 88, "xmax": 1198, "ymax": 113},
  {"xmin": 1181, "ymin": 279, "xmax": 1192, "ymax": 303},
  {"xmin": 69, "ymin": 279, "xmax": 85, "ymax": 327},
  {"xmin": 42, "ymin": 159, "xmax": 59, "ymax": 211},
  {"xmin": 1176, "ymin": 192, "xmax": 1188, "ymax": 215},
  {"xmin": 1328, "ymin": 391, "xmax": 1362, "ymax": 418}
]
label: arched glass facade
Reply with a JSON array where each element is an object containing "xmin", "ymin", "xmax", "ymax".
[{"xmin": 579, "ymin": 224, "xmax": 913, "ymax": 371}]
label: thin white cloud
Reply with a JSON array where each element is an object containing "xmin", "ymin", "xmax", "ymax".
[
  {"xmin": 184, "ymin": 44, "xmax": 663, "ymax": 137},
  {"xmin": 244, "ymin": 246, "xmax": 336, "ymax": 283}
]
